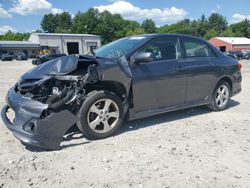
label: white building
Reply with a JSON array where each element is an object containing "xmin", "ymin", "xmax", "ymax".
[{"xmin": 0, "ymin": 33, "xmax": 101, "ymax": 58}]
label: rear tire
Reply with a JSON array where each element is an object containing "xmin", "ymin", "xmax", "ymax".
[
  {"xmin": 208, "ymin": 81, "xmax": 231, "ymax": 111},
  {"xmin": 77, "ymin": 90, "xmax": 124, "ymax": 140}
]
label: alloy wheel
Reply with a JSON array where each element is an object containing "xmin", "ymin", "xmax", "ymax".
[
  {"xmin": 87, "ymin": 99, "xmax": 120, "ymax": 133},
  {"xmin": 215, "ymin": 85, "xmax": 230, "ymax": 108}
]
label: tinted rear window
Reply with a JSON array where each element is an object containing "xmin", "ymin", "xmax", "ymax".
[{"xmin": 183, "ymin": 38, "xmax": 215, "ymax": 58}]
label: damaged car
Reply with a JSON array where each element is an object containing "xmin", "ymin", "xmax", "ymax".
[{"xmin": 1, "ymin": 34, "xmax": 242, "ymax": 150}]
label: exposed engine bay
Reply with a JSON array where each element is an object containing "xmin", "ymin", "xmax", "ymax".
[{"xmin": 16, "ymin": 59, "xmax": 100, "ymax": 117}]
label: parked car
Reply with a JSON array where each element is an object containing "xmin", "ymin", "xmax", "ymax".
[
  {"xmin": 225, "ymin": 51, "xmax": 243, "ymax": 60},
  {"xmin": 15, "ymin": 52, "xmax": 28, "ymax": 61},
  {"xmin": 242, "ymin": 51, "xmax": 250, "ymax": 60},
  {"xmin": 235, "ymin": 51, "xmax": 244, "ymax": 60},
  {"xmin": 224, "ymin": 51, "xmax": 237, "ymax": 59},
  {"xmin": 1, "ymin": 34, "xmax": 242, "ymax": 150},
  {"xmin": 1, "ymin": 54, "xmax": 13, "ymax": 61},
  {"xmin": 32, "ymin": 53, "xmax": 66, "ymax": 65}
]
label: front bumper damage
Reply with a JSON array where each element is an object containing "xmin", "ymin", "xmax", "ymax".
[
  {"xmin": 1, "ymin": 55, "xmax": 132, "ymax": 150},
  {"xmin": 1, "ymin": 87, "xmax": 77, "ymax": 150}
]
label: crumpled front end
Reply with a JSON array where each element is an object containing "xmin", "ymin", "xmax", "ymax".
[
  {"xmin": 1, "ymin": 86, "xmax": 78, "ymax": 149},
  {"xmin": 1, "ymin": 55, "xmax": 101, "ymax": 150},
  {"xmin": 1, "ymin": 54, "xmax": 132, "ymax": 150}
]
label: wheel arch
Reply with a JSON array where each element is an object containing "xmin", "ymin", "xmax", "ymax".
[
  {"xmin": 208, "ymin": 76, "xmax": 233, "ymax": 111},
  {"xmin": 212, "ymin": 76, "xmax": 233, "ymax": 97},
  {"xmin": 88, "ymin": 81, "xmax": 128, "ymax": 101},
  {"xmin": 76, "ymin": 89, "xmax": 125, "ymax": 139},
  {"xmin": 217, "ymin": 76, "xmax": 233, "ymax": 91}
]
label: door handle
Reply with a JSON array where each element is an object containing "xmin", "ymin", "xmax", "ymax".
[{"xmin": 175, "ymin": 66, "xmax": 185, "ymax": 72}]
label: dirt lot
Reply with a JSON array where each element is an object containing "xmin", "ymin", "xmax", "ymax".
[{"xmin": 0, "ymin": 59, "xmax": 250, "ymax": 188}]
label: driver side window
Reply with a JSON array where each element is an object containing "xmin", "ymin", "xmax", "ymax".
[{"xmin": 138, "ymin": 37, "xmax": 181, "ymax": 61}]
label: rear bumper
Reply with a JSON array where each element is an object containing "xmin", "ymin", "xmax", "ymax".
[
  {"xmin": 232, "ymin": 72, "xmax": 242, "ymax": 97},
  {"xmin": 232, "ymin": 82, "xmax": 241, "ymax": 96},
  {"xmin": 1, "ymin": 87, "xmax": 77, "ymax": 150}
]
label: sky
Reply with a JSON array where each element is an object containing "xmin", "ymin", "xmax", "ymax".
[{"xmin": 0, "ymin": 0, "xmax": 250, "ymax": 34}]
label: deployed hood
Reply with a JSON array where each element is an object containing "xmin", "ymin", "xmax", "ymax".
[
  {"xmin": 22, "ymin": 55, "xmax": 78, "ymax": 80},
  {"xmin": 17, "ymin": 54, "xmax": 132, "ymax": 97},
  {"xmin": 20, "ymin": 54, "xmax": 116, "ymax": 80}
]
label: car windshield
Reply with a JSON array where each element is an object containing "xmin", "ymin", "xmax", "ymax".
[{"xmin": 94, "ymin": 36, "xmax": 147, "ymax": 59}]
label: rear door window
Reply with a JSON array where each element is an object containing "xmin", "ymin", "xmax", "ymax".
[{"xmin": 183, "ymin": 38, "xmax": 215, "ymax": 58}]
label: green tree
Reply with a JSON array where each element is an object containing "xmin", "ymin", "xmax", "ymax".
[
  {"xmin": 230, "ymin": 19, "xmax": 250, "ymax": 38},
  {"xmin": 41, "ymin": 13, "xmax": 57, "ymax": 33},
  {"xmin": 208, "ymin": 13, "xmax": 228, "ymax": 34},
  {"xmin": 222, "ymin": 28, "xmax": 235, "ymax": 37},
  {"xmin": 95, "ymin": 11, "xmax": 126, "ymax": 43},
  {"xmin": 204, "ymin": 29, "xmax": 219, "ymax": 40},
  {"xmin": 157, "ymin": 19, "xmax": 196, "ymax": 35},
  {"xmin": 196, "ymin": 15, "xmax": 209, "ymax": 37},
  {"xmin": 126, "ymin": 27, "xmax": 145, "ymax": 36},
  {"xmin": 41, "ymin": 12, "xmax": 72, "ymax": 33},
  {"xmin": 38, "ymin": 9, "xmax": 248, "ymax": 43},
  {"xmin": 73, "ymin": 8, "xmax": 137, "ymax": 43},
  {"xmin": 112, "ymin": 20, "xmax": 141, "ymax": 38},
  {"xmin": 0, "ymin": 31, "xmax": 30, "ymax": 41},
  {"xmin": 54, "ymin": 12, "xmax": 72, "ymax": 33},
  {"xmin": 141, "ymin": 19, "xmax": 156, "ymax": 33},
  {"xmin": 72, "ymin": 8, "xmax": 99, "ymax": 34}
]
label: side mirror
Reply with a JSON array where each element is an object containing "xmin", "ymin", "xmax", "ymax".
[{"xmin": 134, "ymin": 52, "xmax": 154, "ymax": 64}]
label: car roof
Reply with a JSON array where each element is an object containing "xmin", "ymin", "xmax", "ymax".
[
  {"xmin": 125, "ymin": 33, "xmax": 224, "ymax": 58},
  {"xmin": 135, "ymin": 33, "xmax": 202, "ymax": 40}
]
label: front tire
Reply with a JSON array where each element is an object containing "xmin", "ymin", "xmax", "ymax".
[
  {"xmin": 208, "ymin": 81, "xmax": 231, "ymax": 111},
  {"xmin": 77, "ymin": 90, "xmax": 124, "ymax": 140}
]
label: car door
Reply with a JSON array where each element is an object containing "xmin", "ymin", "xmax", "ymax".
[
  {"xmin": 131, "ymin": 37, "xmax": 187, "ymax": 112},
  {"xmin": 179, "ymin": 37, "xmax": 219, "ymax": 103}
]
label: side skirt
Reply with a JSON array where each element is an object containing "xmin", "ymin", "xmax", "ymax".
[{"xmin": 127, "ymin": 100, "xmax": 211, "ymax": 121}]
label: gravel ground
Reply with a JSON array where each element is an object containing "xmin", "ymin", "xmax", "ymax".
[{"xmin": 0, "ymin": 59, "xmax": 250, "ymax": 188}]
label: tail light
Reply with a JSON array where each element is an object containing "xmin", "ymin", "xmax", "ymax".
[{"xmin": 237, "ymin": 63, "xmax": 242, "ymax": 71}]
